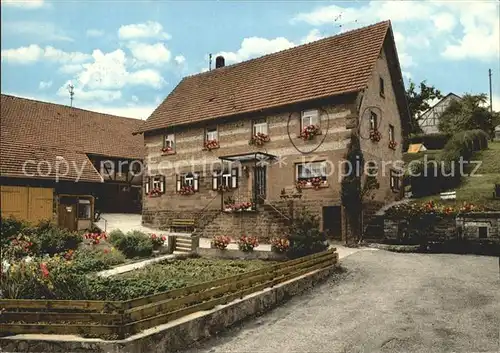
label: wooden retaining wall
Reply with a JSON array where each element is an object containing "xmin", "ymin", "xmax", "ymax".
[{"xmin": 0, "ymin": 249, "xmax": 338, "ymax": 340}]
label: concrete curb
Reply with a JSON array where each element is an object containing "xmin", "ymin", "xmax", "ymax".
[
  {"xmin": 196, "ymin": 247, "xmax": 287, "ymax": 261},
  {"xmin": 0, "ymin": 263, "xmax": 339, "ymax": 353}
]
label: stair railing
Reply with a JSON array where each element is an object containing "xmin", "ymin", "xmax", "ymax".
[{"xmin": 257, "ymin": 195, "xmax": 290, "ymax": 222}]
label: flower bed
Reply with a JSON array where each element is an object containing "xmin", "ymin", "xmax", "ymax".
[{"xmin": 238, "ymin": 235, "xmax": 259, "ymax": 252}]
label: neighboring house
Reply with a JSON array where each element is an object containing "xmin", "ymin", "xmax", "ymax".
[
  {"xmin": 0, "ymin": 95, "xmax": 144, "ymax": 231},
  {"xmin": 495, "ymin": 125, "xmax": 500, "ymax": 141},
  {"xmin": 134, "ymin": 21, "xmax": 410, "ymax": 241},
  {"xmin": 407, "ymin": 143, "xmax": 427, "ymax": 153},
  {"xmin": 418, "ymin": 93, "xmax": 462, "ymax": 134}
]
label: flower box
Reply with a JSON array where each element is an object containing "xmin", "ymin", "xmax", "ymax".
[
  {"xmin": 178, "ymin": 186, "xmax": 195, "ymax": 195},
  {"xmin": 299, "ymin": 125, "xmax": 321, "ymax": 140},
  {"xmin": 224, "ymin": 202, "xmax": 254, "ymax": 212},
  {"xmin": 249, "ymin": 132, "xmax": 270, "ymax": 146},
  {"xmin": 217, "ymin": 185, "xmax": 231, "ymax": 193},
  {"xmin": 369, "ymin": 129, "xmax": 382, "ymax": 142},
  {"xmin": 148, "ymin": 188, "xmax": 162, "ymax": 198},
  {"xmin": 295, "ymin": 178, "xmax": 328, "ymax": 190},
  {"xmin": 161, "ymin": 146, "xmax": 175, "ymax": 155},
  {"xmin": 388, "ymin": 140, "xmax": 398, "ymax": 150},
  {"xmin": 204, "ymin": 139, "xmax": 220, "ymax": 151}
]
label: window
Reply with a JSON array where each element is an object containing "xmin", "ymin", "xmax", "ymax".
[
  {"xmin": 145, "ymin": 175, "xmax": 165, "ymax": 195},
  {"xmin": 177, "ymin": 173, "xmax": 199, "ymax": 192},
  {"xmin": 390, "ymin": 169, "xmax": 400, "ymax": 191},
  {"xmin": 389, "ymin": 124, "xmax": 395, "ymax": 142},
  {"xmin": 206, "ymin": 127, "xmax": 218, "ymax": 142},
  {"xmin": 478, "ymin": 226, "xmax": 488, "ymax": 239},
  {"xmin": 78, "ymin": 199, "xmax": 92, "ymax": 219},
  {"xmin": 379, "ymin": 77, "xmax": 385, "ymax": 97},
  {"xmin": 296, "ymin": 161, "xmax": 327, "ymax": 181},
  {"xmin": 253, "ymin": 121, "xmax": 268, "ymax": 136},
  {"xmin": 212, "ymin": 168, "xmax": 239, "ymax": 190},
  {"xmin": 163, "ymin": 134, "xmax": 175, "ymax": 152},
  {"xmin": 301, "ymin": 109, "xmax": 319, "ymax": 129},
  {"xmin": 370, "ymin": 112, "xmax": 378, "ymax": 131}
]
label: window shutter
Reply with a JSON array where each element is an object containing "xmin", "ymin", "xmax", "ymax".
[
  {"xmin": 160, "ymin": 175, "xmax": 165, "ymax": 193},
  {"xmin": 176, "ymin": 174, "xmax": 181, "ymax": 192},
  {"xmin": 231, "ymin": 168, "xmax": 238, "ymax": 188},
  {"xmin": 194, "ymin": 173, "xmax": 199, "ymax": 191},
  {"xmin": 212, "ymin": 172, "xmax": 219, "ymax": 190},
  {"xmin": 145, "ymin": 177, "xmax": 150, "ymax": 194}
]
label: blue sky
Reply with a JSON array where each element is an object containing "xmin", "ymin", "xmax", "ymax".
[{"xmin": 1, "ymin": 0, "xmax": 499, "ymax": 119}]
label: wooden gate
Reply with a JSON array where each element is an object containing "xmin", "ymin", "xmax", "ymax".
[{"xmin": 0, "ymin": 186, "xmax": 53, "ymax": 223}]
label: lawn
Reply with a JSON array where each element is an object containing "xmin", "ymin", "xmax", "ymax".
[
  {"xmin": 403, "ymin": 149, "xmax": 442, "ymax": 164},
  {"xmin": 418, "ymin": 141, "xmax": 500, "ymax": 210}
]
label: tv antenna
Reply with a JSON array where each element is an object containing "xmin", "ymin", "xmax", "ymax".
[
  {"xmin": 209, "ymin": 53, "xmax": 212, "ymax": 71},
  {"xmin": 67, "ymin": 83, "xmax": 75, "ymax": 107}
]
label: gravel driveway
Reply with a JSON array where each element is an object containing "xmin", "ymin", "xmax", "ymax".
[{"xmin": 186, "ymin": 250, "xmax": 500, "ymax": 353}]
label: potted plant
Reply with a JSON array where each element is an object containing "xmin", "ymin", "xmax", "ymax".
[
  {"xmin": 161, "ymin": 146, "xmax": 174, "ymax": 154},
  {"xmin": 150, "ymin": 233, "xmax": 166, "ymax": 250},
  {"xmin": 238, "ymin": 235, "xmax": 259, "ymax": 252},
  {"xmin": 300, "ymin": 125, "xmax": 320, "ymax": 141},
  {"xmin": 270, "ymin": 237, "xmax": 290, "ymax": 253},
  {"xmin": 211, "ymin": 235, "xmax": 231, "ymax": 250}
]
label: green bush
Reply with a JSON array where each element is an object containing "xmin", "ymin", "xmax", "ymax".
[
  {"xmin": 108, "ymin": 229, "xmax": 125, "ymax": 244},
  {"xmin": 31, "ymin": 221, "xmax": 82, "ymax": 256},
  {"xmin": 287, "ymin": 210, "xmax": 328, "ymax": 259},
  {"xmin": 441, "ymin": 129, "xmax": 489, "ymax": 161},
  {"xmin": 72, "ymin": 248, "xmax": 126, "ymax": 273},
  {"xmin": 0, "ymin": 217, "xmax": 29, "ymax": 246},
  {"xmin": 408, "ymin": 133, "xmax": 451, "ymax": 150},
  {"xmin": 110, "ymin": 230, "xmax": 152, "ymax": 258}
]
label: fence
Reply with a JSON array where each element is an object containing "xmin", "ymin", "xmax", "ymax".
[{"xmin": 0, "ymin": 249, "xmax": 338, "ymax": 339}]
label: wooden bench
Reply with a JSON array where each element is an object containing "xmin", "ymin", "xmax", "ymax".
[
  {"xmin": 170, "ymin": 219, "xmax": 195, "ymax": 233},
  {"xmin": 440, "ymin": 191, "xmax": 456, "ymax": 200}
]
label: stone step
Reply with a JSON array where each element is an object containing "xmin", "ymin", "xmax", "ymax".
[{"xmin": 175, "ymin": 245, "xmax": 192, "ymax": 252}]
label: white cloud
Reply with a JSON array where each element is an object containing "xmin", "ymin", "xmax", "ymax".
[
  {"xmin": 127, "ymin": 42, "xmax": 171, "ymax": 65},
  {"xmin": 1, "ymin": 45, "xmax": 91, "ymax": 65},
  {"xmin": 301, "ymin": 29, "xmax": 324, "ymax": 44},
  {"xmin": 63, "ymin": 49, "xmax": 166, "ymax": 96},
  {"xmin": 86, "ymin": 29, "xmax": 104, "ymax": 37},
  {"xmin": 1, "ymin": 0, "xmax": 45, "ymax": 9},
  {"xmin": 174, "ymin": 55, "xmax": 186, "ymax": 65},
  {"xmin": 131, "ymin": 95, "xmax": 139, "ymax": 103},
  {"xmin": 217, "ymin": 37, "xmax": 295, "ymax": 64},
  {"xmin": 118, "ymin": 21, "xmax": 171, "ymax": 40},
  {"xmin": 291, "ymin": 1, "xmax": 500, "ymax": 65},
  {"xmin": 38, "ymin": 80, "xmax": 53, "ymax": 89},
  {"xmin": 59, "ymin": 64, "xmax": 84, "ymax": 74},
  {"xmin": 3, "ymin": 21, "xmax": 72, "ymax": 42},
  {"xmin": 56, "ymin": 81, "xmax": 122, "ymax": 102}
]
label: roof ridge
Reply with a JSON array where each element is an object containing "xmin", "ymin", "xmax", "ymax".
[
  {"xmin": 1, "ymin": 94, "xmax": 143, "ymax": 123},
  {"xmin": 187, "ymin": 20, "xmax": 391, "ymax": 79}
]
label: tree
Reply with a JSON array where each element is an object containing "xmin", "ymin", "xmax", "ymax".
[
  {"xmin": 405, "ymin": 80, "xmax": 443, "ymax": 134},
  {"xmin": 438, "ymin": 94, "xmax": 495, "ymax": 136}
]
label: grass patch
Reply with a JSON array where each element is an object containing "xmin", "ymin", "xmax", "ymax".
[{"xmin": 403, "ymin": 150, "xmax": 441, "ymax": 164}]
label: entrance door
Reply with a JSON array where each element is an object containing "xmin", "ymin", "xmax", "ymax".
[
  {"xmin": 323, "ymin": 206, "xmax": 342, "ymax": 240},
  {"xmin": 58, "ymin": 203, "xmax": 77, "ymax": 231},
  {"xmin": 254, "ymin": 166, "xmax": 267, "ymax": 202}
]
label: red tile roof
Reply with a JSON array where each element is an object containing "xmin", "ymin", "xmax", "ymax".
[
  {"xmin": 1, "ymin": 95, "xmax": 144, "ymax": 182},
  {"xmin": 137, "ymin": 21, "xmax": 392, "ymax": 134}
]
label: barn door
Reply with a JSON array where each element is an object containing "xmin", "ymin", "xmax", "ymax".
[{"xmin": 58, "ymin": 203, "xmax": 77, "ymax": 231}]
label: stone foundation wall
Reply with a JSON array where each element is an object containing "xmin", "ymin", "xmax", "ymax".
[{"xmin": 457, "ymin": 212, "xmax": 500, "ymax": 242}]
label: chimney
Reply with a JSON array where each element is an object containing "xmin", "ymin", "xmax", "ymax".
[{"xmin": 215, "ymin": 55, "xmax": 225, "ymax": 69}]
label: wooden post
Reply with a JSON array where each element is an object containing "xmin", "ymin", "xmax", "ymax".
[{"xmin": 167, "ymin": 235, "xmax": 176, "ymax": 254}]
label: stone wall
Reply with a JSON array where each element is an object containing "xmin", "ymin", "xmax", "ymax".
[{"xmin": 456, "ymin": 212, "xmax": 500, "ymax": 242}]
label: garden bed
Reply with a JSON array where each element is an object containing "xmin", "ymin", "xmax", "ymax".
[{"xmin": 197, "ymin": 247, "xmax": 287, "ymax": 261}]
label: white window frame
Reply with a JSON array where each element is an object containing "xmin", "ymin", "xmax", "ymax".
[
  {"xmin": 301, "ymin": 109, "xmax": 319, "ymax": 129},
  {"xmin": 370, "ymin": 112, "xmax": 378, "ymax": 131},
  {"xmin": 389, "ymin": 124, "xmax": 395, "ymax": 142},
  {"xmin": 212, "ymin": 168, "xmax": 238, "ymax": 190},
  {"xmin": 152, "ymin": 176, "xmax": 165, "ymax": 192},
  {"xmin": 184, "ymin": 174, "xmax": 194, "ymax": 187},
  {"xmin": 206, "ymin": 127, "xmax": 218, "ymax": 141},
  {"xmin": 253, "ymin": 122, "xmax": 268, "ymax": 135},
  {"xmin": 164, "ymin": 134, "xmax": 175, "ymax": 149},
  {"xmin": 296, "ymin": 161, "xmax": 327, "ymax": 181},
  {"xmin": 390, "ymin": 170, "xmax": 399, "ymax": 191}
]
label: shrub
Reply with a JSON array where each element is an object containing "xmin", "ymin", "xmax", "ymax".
[
  {"xmin": 0, "ymin": 217, "xmax": 29, "ymax": 245},
  {"xmin": 31, "ymin": 221, "xmax": 82, "ymax": 256},
  {"xmin": 440, "ymin": 129, "xmax": 489, "ymax": 161},
  {"xmin": 211, "ymin": 236, "xmax": 231, "ymax": 250},
  {"xmin": 2, "ymin": 233, "xmax": 38, "ymax": 260},
  {"xmin": 71, "ymin": 248, "xmax": 126, "ymax": 273},
  {"xmin": 111, "ymin": 230, "xmax": 153, "ymax": 258},
  {"xmin": 237, "ymin": 235, "xmax": 259, "ymax": 252},
  {"xmin": 408, "ymin": 132, "xmax": 451, "ymax": 150},
  {"xmin": 108, "ymin": 229, "xmax": 125, "ymax": 244},
  {"xmin": 287, "ymin": 210, "xmax": 328, "ymax": 259},
  {"xmin": 270, "ymin": 238, "xmax": 290, "ymax": 253}
]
